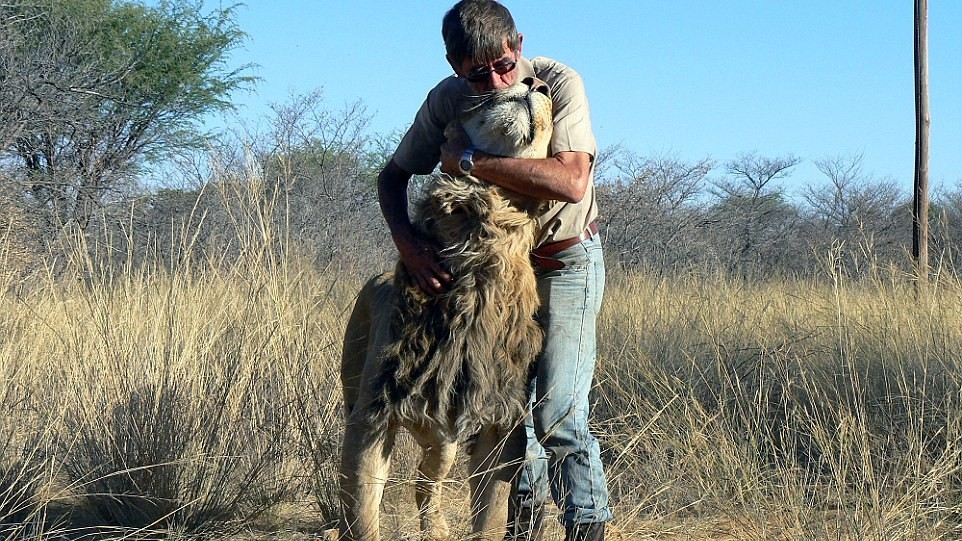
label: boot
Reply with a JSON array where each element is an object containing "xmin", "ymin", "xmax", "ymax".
[
  {"xmin": 564, "ymin": 522, "xmax": 605, "ymax": 541},
  {"xmin": 503, "ymin": 502, "xmax": 545, "ymax": 541}
]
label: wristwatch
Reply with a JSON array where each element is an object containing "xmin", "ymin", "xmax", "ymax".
[{"xmin": 458, "ymin": 148, "xmax": 476, "ymax": 175}]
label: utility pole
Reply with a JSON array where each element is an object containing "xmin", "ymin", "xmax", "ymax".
[{"xmin": 913, "ymin": 0, "xmax": 929, "ymax": 280}]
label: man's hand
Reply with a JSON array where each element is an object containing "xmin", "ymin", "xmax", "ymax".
[
  {"xmin": 378, "ymin": 159, "xmax": 453, "ymax": 296},
  {"xmin": 397, "ymin": 234, "xmax": 453, "ymax": 296},
  {"xmin": 440, "ymin": 122, "xmax": 472, "ymax": 177}
]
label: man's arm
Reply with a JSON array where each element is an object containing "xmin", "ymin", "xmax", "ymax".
[
  {"xmin": 378, "ymin": 159, "xmax": 453, "ymax": 295},
  {"xmin": 439, "ymin": 126, "xmax": 591, "ymax": 203}
]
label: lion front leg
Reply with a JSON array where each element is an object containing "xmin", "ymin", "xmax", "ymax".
[
  {"xmin": 339, "ymin": 412, "xmax": 397, "ymax": 541},
  {"xmin": 410, "ymin": 426, "xmax": 458, "ymax": 540},
  {"xmin": 467, "ymin": 424, "xmax": 525, "ymax": 541}
]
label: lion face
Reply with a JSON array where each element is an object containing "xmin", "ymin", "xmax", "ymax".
[
  {"xmin": 460, "ymin": 77, "xmax": 553, "ymax": 160},
  {"xmin": 415, "ymin": 77, "xmax": 552, "ymax": 259}
]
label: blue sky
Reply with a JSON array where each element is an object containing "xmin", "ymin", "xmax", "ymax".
[{"xmin": 214, "ymin": 1, "xmax": 961, "ymax": 191}]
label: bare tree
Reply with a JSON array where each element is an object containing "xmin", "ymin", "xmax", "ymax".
[
  {"xmin": 598, "ymin": 151, "xmax": 711, "ymax": 270},
  {"xmin": 931, "ymin": 182, "xmax": 962, "ymax": 269},
  {"xmin": 803, "ymin": 154, "xmax": 909, "ymax": 276},
  {"xmin": 136, "ymin": 90, "xmax": 395, "ymax": 271},
  {"xmin": 708, "ymin": 152, "xmax": 801, "ymax": 276},
  {"xmin": 254, "ymin": 91, "xmax": 392, "ymax": 267}
]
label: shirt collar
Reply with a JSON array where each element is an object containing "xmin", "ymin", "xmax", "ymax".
[{"xmin": 516, "ymin": 56, "xmax": 536, "ymax": 81}]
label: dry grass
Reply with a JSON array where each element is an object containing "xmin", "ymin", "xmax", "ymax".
[
  {"xmin": 597, "ymin": 269, "xmax": 962, "ymax": 540},
  {"xmin": 2, "ymin": 169, "xmax": 962, "ymax": 539}
]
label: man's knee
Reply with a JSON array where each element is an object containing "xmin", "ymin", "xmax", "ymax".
[{"xmin": 531, "ymin": 402, "xmax": 588, "ymax": 449}]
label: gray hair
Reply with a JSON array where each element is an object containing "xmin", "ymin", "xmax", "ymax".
[{"xmin": 442, "ymin": 0, "xmax": 520, "ymax": 65}]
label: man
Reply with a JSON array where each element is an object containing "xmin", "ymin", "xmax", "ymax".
[{"xmin": 376, "ymin": 1, "xmax": 611, "ymax": 540}]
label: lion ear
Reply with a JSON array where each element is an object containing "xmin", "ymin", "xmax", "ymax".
[
  {"xmin": 432, "ymin": 195, "xmax": 459, "ymax": 215},
  {"xmin": 443, "ymin": 121, "xmax": 465, "ymax": 140}
]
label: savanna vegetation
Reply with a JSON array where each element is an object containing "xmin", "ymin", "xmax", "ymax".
[{"xmin": 2, "ymin": 1, "xmax": 962, "ymax": 540}]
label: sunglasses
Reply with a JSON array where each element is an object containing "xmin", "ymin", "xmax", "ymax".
[{"xmin": 465, "ymin": 59, "xmax": 518, "ymax": 83}]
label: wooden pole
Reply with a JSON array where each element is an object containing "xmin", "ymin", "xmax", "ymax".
[{"xmin": 913, "ymin": 0, "xmax": 930, "ymax": 280}]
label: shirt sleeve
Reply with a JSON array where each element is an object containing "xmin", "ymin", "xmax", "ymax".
[
  {"xmin": 539, "ymin": 62, "xmax": 597, "ymax": 160},
  {"xmin": 391, "ymin": 78, "xmax": 462, "ymax": 175}
]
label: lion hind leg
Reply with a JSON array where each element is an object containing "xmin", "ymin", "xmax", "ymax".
[
  {"xmin": 467, "ymin": 425, "xmax": 525, "ymax": 541},
  {"xmin": 410, "ymin": 428, "xmax": 458, "ymax": 541}
]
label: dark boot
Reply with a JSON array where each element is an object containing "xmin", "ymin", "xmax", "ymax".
[
  {"xmin": 504, "ymin": 502, "xmax": 545, "ymax": 541},
  {"xmin": 565, "ymin": 522, "xmax": 605, "ymax": 541}
]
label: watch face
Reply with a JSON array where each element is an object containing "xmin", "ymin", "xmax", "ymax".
[{"xmin": 459, "ymin": 149, "xmax": 474, "ymax": 174}]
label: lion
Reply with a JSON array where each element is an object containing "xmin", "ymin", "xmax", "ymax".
[{"xmin": 339, "ymin": 77, "xmax": 553, "ymax": 541}]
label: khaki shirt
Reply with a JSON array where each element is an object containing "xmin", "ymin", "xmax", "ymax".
[{"xmin": 391, "ymin": 56, "xmax": 598, "ymax": 246}]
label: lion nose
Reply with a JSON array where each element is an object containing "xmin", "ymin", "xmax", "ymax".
[{"xmin": 522, "ymin": 77, "xmax": 550, "ymax": 98}]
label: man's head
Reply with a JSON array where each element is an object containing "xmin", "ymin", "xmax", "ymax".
[{"xmin": 442, "ymin": 0, "xmax": 523, "ymax": 92}]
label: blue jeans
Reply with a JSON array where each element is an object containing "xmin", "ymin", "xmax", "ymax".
[{"xmin": 515, "ymin": 233, "xmax": 612, "ymax": 526}]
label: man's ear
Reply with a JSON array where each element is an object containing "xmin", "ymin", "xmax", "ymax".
[
  {"xmin": 446, "ymin": 53, "xmax": 462, "ymax": 76},
  {"xmin": 516, "ymin": 33, "xmax": 524, "ymax": 55}
]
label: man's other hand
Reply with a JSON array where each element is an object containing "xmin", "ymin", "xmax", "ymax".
[
  {"xmin": 440, "ymin": 122, "xmax": 472, "ymax": 177},
  {"xmin": 397, "ymin": 235, "xmax": 453, "ymax": 296}
]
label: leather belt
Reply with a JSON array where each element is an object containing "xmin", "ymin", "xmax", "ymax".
[{"xmin": 530, "ymin": 221, "xmax": 598, "ymax": 271}]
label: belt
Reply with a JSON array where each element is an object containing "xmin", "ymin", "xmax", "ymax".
[{"xmin": 530, "ymin": 221, "xmax": 598, "ymax": 270}]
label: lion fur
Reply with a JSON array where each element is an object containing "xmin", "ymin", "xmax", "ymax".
[
  {"xmin": 339, "ymin": 79, "xmax": 553, "ymax": 541},
  {"xmin": 358, "ymin": 80, "xmax": 552, "ymax": 440},
  {"xmin": 373, "ymin": 173, "xmax": 543, "ymax": 438}
]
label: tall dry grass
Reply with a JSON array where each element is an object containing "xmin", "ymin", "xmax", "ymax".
[
  {"xmin": 597, "ymin": 267, "xmax": 962, "ymax": 540},
  {"xmin": 0, "ymin": 163, "xmax": 359, "ymax": 539},
  {"xmin": 1, "ymin": 161, "xmax": 962, "ymax": 539}
]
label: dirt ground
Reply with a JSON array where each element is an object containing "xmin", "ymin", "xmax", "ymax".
[{"xmin": 230, "ymin": 481, "xmax": 755, "ymax": 541}]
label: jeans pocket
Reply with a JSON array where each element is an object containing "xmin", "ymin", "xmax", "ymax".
[{"xmin": 535, "ymin": 236, "xmax": 599, "ymax": 277}]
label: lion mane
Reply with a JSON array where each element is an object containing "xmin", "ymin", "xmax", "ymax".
[{"xmin": 371, "ymin": 169, "xmax": 543, "ymax": 438}]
